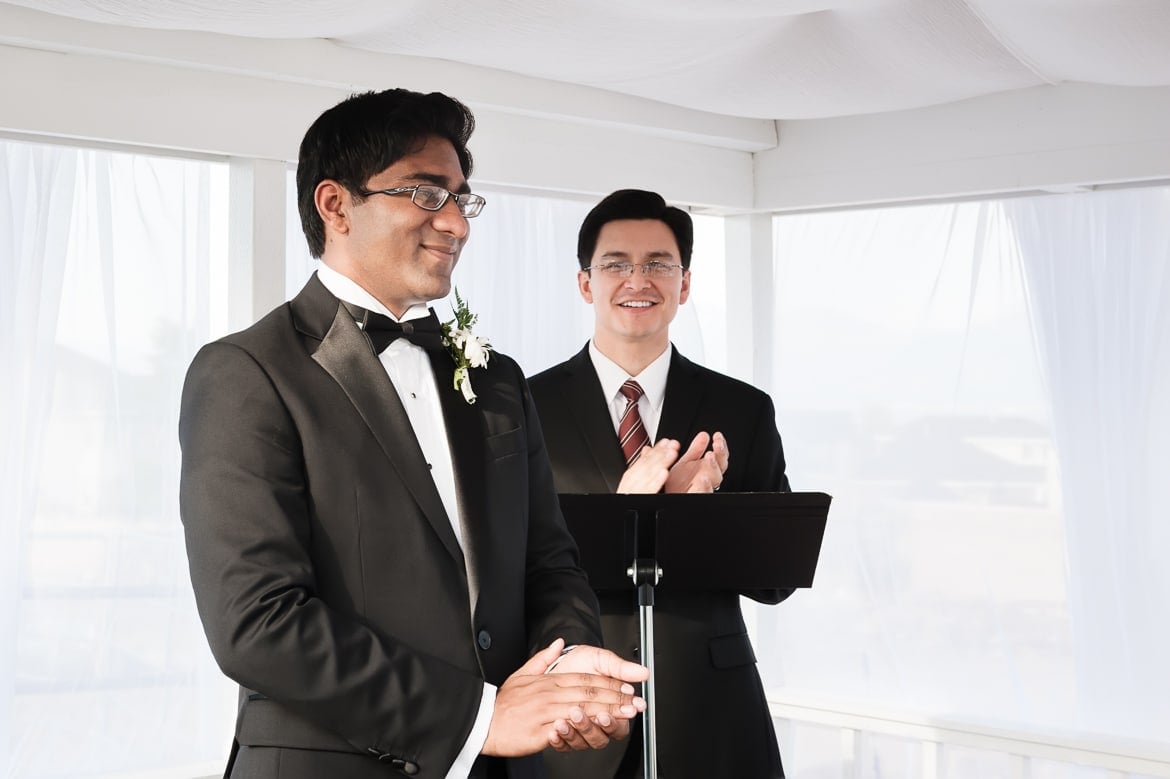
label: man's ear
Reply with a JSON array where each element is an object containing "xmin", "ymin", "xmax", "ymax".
[
  {"xmin": 577, "ymin": 269, "xmax": 594, "ymax": 303},
  {"xmin": 315, "ymin": 180, "xmax": 350, "ymax": 238},
  {"xmin": 678, "ymin": 268, "xmax": 692, "ymax": 305}
]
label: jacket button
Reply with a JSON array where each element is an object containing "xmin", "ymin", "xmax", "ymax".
[
  {"xmin": 401, "ymin": 761, "xmax": 419, "ymax": 775},
  {"xmin": 477, "ymin": 630, "xmax": 492, "ymax": 650}
]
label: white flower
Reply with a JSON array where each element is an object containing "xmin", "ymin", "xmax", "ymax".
[
  {"xmin": 441, "ymin": 289, "xmax": 493, "ymax": 405},
  {"xmin": 462, "ymin": 334, "xmax": 491, "ymax": 368}
]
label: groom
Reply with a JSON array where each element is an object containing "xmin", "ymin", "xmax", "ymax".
[{"xmin": 179, "ymin": 88, "xmax": 648, "ymax": 779}]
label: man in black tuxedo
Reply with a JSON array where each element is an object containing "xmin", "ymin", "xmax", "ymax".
[
  {"xmin": 179, "ymin": 89, "xmax": 650, "ymax": 779},
  {"xmin": 529, "ymin": 189, "xmax": 792, "ymax": 778}
]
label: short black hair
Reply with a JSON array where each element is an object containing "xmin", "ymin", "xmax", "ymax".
[
  {"xmin": 296, "ymin": 88, "xmax": 475, "ymax": 258},
  {"xmin": 576, "ymin": 189, "xmax": 694, "ymax": 270}
]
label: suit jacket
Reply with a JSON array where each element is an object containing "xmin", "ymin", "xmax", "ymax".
[
  {"xmin": 179, "ymin": 275, "xmax": 602, "ymax": 779},
  {"xmin": 529, "ymin": 344, "xmax": 791, "ymax": 779}
]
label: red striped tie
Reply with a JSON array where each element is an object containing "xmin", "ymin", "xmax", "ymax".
[{"xmin": 617, "ymin": 380, "xmax": 650, "ymax": 466}]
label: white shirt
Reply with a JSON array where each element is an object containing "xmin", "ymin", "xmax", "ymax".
[
  {"xmin": 316, "ymin": 264, "xmax": 493, "ymax": 778},
  {"xmin": 587, "ymin": 340, "xmax": 672, "ymax": 442}
]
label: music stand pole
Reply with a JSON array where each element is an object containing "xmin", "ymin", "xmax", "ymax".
[{"xmin": 628, "ymin": 557, "xmax": 661, "ymax": 779}]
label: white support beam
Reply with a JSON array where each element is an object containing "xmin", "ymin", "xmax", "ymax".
[
  {"xmin": 228, "ymin": 158, "xmax": 287, "ymax": 328},
  {"xmin": 723, "ymin": 213, "xmax": 774, "ymax": 387},
  {"xmin": 757, "ymin": 83, "xmax": 1170, "ymax": 213},
  {"xmin": 0, "ymin": 41, "xmax": 755, "ymax": 210}
]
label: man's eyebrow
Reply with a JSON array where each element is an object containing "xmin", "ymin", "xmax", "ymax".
[
  {"xmin": 401, "ymin": 171, "xmax": 471, "ymax": 194},
  {"xmin": 598, "ymin": 250, "xmax": 676, "ymax": 262}
]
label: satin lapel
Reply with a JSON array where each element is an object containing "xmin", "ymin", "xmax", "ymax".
[
  {"xmin": 657, "ymin": 348, "xmax": 707, "ymax": 444},
  {"xmin": 562, "ymin": 347, "xmax": 627, "ymax": 492},
  {"xmin": 304, "ymin": 288, "xmax": 464, "ymax": 567},
  {"xmin": 426, "ymin": 345, "xmax": 486, "ymax": 613}
]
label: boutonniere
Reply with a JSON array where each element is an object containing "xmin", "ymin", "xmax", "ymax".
[{"xmin": 441, "ymin": 288, "xmax": 493, "ymax": 404}]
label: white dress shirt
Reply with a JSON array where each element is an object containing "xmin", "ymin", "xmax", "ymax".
[
  {"xmin": 316, "ymin": 264, "xmax": 492, "ymax": 777},
  {"xmin": 587, "ymin": 340, "xmax": 673, "ymax": 442}
]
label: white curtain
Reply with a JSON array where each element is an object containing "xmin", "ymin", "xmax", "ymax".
[
  {"xmin": 0, "ymin": 138, "xmax": 233, "ymax": 778},
  {"xmin": 1, "ymin": 141, "xmax": 78, "ymax": 773},
  {"xmin": 761, "ymin": 188, "xmax": 1170, "ymax": 773},
  {"xmin": 1006, "ymin": 188, "xmax": 1170, "ymax": 737}
]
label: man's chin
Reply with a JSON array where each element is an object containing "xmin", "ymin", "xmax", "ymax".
[{"xmin": 424, "ymin": 276, "xmax": 454, "ymax": 302}]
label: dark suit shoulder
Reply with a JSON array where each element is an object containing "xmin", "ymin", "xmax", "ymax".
[
  {"xmin": 211, "ymin": 301, "xmax": 300, "ymax": 356},
  {"xmin": 527, "ymin": 365, "xmax": 564, "ymax": 403},
  {"xmin": 670, "ymin": 351, "xmax": 776, "ymax": 410},
  {"xmin": 481, "ymin": 349, "xmax": 525, "ymax": 382},
  {"xmin": 695, "ymin": 365, "xmax": 771, "ymax": 400},
  {"xmin": 527, "ymin": 352, "xmax": 579, "ymax": 390},
  {"xmin": 527, "ymin": 349, "xmax": 588, "ymax": 408}
]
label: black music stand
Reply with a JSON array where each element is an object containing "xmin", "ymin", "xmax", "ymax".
[{"xmin": 559, "ymin": 491, "xmax": 830, "ymax": 779}]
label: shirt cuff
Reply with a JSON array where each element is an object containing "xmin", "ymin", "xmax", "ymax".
[{"xmin": 446, "ymin": 682, "xmax": 497, "ymax": 779}]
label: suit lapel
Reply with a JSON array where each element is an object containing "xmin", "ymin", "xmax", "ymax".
[
  {"xmin": 561, "ymin": 346, "xmax": 627, "ymax": 491},
  {"xmin": 426, "ymin": 341, "xmax": 486, "ymax": 613},
  {"xmin": 293, "ymin": 276, "xmax": 465, "ymax": 567},
  {"xmin": 658, "ymin": 348, "xmax": 707, "ymax": 444}
]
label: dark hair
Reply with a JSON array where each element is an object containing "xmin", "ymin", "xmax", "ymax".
[
  {"xmin": 576, "ymin": 189, "xmax": 694, "ymax": 270},
  {"xmin": 296, "ymin": 89, "xmax": 476, "ymax": 258}
]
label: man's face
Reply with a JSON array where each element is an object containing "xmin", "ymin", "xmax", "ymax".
[
  {"xmin": 331, "ymin": 135, "xmax": 470, "ymax": 316},
  {"xmin": 578, "ymin": 218, "xmax": 691, "ymax": 348}
]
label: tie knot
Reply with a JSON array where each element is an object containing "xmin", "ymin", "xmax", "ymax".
[{"xmin": 620, "ymin": 380, "xmax": 644, "ymax": 403}]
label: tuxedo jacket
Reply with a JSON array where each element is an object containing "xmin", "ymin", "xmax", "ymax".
[
  {"xmin": 529, "ymin": 345, "xmax": 791, "ymax": 779},
  {"xmin": 179, "ymin": 275, "xmax": 602, "ymax": 779}
]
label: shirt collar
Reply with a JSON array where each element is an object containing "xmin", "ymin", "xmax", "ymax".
[
  {"xmin": 316, "ymin": 263, "xmax": 432, "ymax": 323},
  {"xmin": 588, "ymin": 340, "xmax": 673, "ymax": 412}
]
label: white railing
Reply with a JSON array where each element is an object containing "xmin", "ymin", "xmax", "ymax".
[{"xmin": 769, "ymin": 693, "xmax": 1170, "ymax": 779}]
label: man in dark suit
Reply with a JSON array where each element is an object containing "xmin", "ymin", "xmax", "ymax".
[
  {"xmin": 529, "ymin": 189, "xmax": 792, "ymax": 778},
  {"xmin": 179, "ymin": 89, "xmax": 650, "ymax": 779}
]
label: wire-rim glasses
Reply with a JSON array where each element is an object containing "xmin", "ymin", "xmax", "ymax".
[
  {"xmin": 358, "ymin": 184, "xmax": 486, "ymax": 218},
  {"xmin": 584, "ymin": 261, "xmax": 685, "ymax": 279}
]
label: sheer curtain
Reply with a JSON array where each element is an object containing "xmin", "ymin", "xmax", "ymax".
[
  {"xmin": 760, "ymin": 188, "xmax": 1170, "ymax": 773},
  {"xmin": 0, "ymin": 138, "xmax": 234, "ymax": 778},
  {"xmin": 1006, "ymin": 188, "xmax": 1170, "ymax": 737}
]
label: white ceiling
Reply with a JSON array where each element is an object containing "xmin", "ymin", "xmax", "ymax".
[{"xmin": 5, "ymin": 0, "xmax": 1170, "ymax": 120}]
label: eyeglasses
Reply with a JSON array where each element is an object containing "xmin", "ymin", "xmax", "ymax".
[
  {"xmin": 584, "ymin": 261, "xmax": 685, "ymax": 279},
  {"xmin": 358, "ymin": 184, "xmax": 486, "ymax": 218}
]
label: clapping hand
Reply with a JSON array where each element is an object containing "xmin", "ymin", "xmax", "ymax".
[{"xmin": 483, "ymin": 639, "xmax": 648, "ymax": 757}]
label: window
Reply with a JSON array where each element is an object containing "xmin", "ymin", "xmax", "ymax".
[
  {"xmin": 758, "ymin": 190, "xmax": 1170, "ymax": 773},
  {"xmin": 1, "ymin": 138, "xmax": 234, "ymax": 777}
]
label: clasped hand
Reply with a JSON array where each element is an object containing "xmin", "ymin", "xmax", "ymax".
[
  {"xmin": 617, "ymin": 431, "xmax": 728, "ymax": 494},
  {"xmin": 483, "ymin": 638, "xmax": 649, "ymax": 756}
]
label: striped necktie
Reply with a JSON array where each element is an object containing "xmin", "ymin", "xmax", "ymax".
[{"xmin": 617, "ymin": 380, "xmax": 650, "ymax": 466}]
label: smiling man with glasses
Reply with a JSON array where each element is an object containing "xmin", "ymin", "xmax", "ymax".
[
  {"xmin": 179, "ymin": 89, "xmax": 649, "ymax": 779},
  {"xmin": 529, "ymin": 189, "xmax": 793, "ymax": 779}
]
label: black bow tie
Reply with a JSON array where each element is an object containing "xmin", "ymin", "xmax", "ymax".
[{"xmin": 342, "ymin": 302, "xmax": 445, "ymax": 354}]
